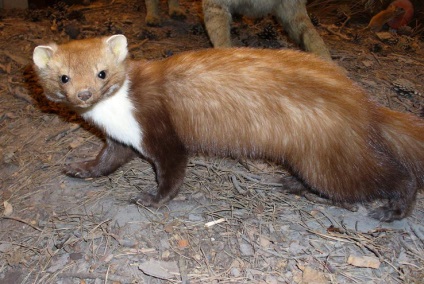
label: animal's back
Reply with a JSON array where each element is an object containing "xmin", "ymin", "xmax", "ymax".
[{"xmin": 160, "ymin": 48, "xmax": 369, "ymax": 154}]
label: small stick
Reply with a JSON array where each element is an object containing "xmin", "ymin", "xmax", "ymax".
[
  {"xmin": 200, "ymin": 247, "xmax": 215, "ymax": 276},
  {"xmin": 205, "ymin": 218, "xmax": 226, "ymax": 228},
  {"xmin": 46, "ymin": 124, "xmax": 81, "ymax": 142},
  {"xmin": 178, "ymin": 256, "xmax": 189, "ymax": 284},
  {"xmin": 371, "ymin": 52, "xmax": 381, "ymax": 65},
  {"xmin": 231, "ymin": 175, "xmax": 246, "ymax": 195},
  {"xmin": 322, "ymin": 24, "xmax": 351, "ymax": 40},
  {"xmin": 1, "ymin": 216, "xmax": 43, "ymax": 232},
  {"xmin": 337, "ymin": 13, "xmax": 351, "ymax": 32},
  {"xmin": 57, "ymin": 272, "xmax": 132, "ymax": 283}
]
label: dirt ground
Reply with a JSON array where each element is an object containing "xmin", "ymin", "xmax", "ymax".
[{"xmin": 1, "ymin": 0, "xmax": 424, "ymax": 283}]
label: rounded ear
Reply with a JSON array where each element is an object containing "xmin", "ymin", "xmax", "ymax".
[
  {"xmin": 33, "ymin": 44, "xmax": 57, "ymax": 69},
  {"xmin": 105, "ymin": 34, "xmax": 128, "ymax": 63}
]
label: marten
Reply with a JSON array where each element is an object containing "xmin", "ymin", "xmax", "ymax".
[{"xmin": 32, "ymin": 35, "xmax": 424, "ymax": 222}]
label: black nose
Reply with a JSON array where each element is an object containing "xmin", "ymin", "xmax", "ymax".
[{"xmin": 77, "ymin": 90, "xmax": 92, "ymax": 101}]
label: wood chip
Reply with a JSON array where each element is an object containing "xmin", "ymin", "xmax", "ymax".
[
  {"xmin": 302, "ymin": 266, "xmax": 328, "ymax": 284},
  {"xmin": 138, "ymin": 259, "xmax": 179, "ymax": 280},
  {"xmin": 347, "ymin": 255, "xmax": 381, "ymax": 269},
  {"xmin": 3, "ymin": 201, "xmax": 13, "ymax": 216},
  {"xmin": 204, "ymin": 218, "xmax": 226, "ymax": 227},
  {"xmin": 178, "ymin": 239, "xmax": 189, "ymax": 248}
]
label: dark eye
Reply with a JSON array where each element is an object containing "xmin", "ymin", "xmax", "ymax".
[
  {"xmin": 61, "ymin": 75, "xmax": 69, "ymax": 83},
  {"xmin": 98, "ymin": 71, "xmax": 106, "ymax": 79}
]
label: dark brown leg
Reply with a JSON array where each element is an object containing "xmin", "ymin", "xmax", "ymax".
[
  {"xmin": 65, "ymin": 138, "xmax": 138, "ymax": 178},
  {"xmin": 136, "ymin": 150, "xmax": 188, "ymax": 207},
  {"xmin": 135, "ymin": 124, "xmax": 189, "ymax": 207},
  {"xmin": 368, "ymin": 177, "xmax": 417, "ymax": 222},
  {"xmin": 281, "ymin": 176, "xmax": 359, "ymax": 212}
]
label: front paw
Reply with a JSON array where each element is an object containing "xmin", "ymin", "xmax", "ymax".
[{"xmin": 64, "ymin": 161, "xmax": 98, "ymax": 179}]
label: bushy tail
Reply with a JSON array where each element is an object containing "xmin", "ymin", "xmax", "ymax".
[
  {"xmin": 370, "ymin": 106, "xmax": 424, "ymax": 221},
  {"xmin": 378, "ymin": 107, "xmax": 424, "ymax": 185}
]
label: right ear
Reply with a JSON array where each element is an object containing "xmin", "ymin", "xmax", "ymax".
[{"xmin": 33, "ymin": 44, "xmax": 57, "ymax": 69}]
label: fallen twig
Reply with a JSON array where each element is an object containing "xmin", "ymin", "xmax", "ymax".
[
  {"xmin": 57, "ymin": 271, "xmax": 133, "ymax": 283},
  {"xmin": 322, "ymin": 24, "xmax": 351, "ymax": 40},
  {"xmin": 1, "ymin": 216, "xmax": 43, "ymax": 232}
]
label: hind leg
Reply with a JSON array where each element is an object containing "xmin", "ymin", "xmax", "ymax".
[
  {"xmin": 203, "ymin": 0, "xmax": 232, "ymax": 47},
  {"xmin": 281, "ymin": 176, "xmax": 358, "ymax": 212},
  {"xmin": 368, "ymin": 177, "xmax": 417, "ymax": 222},
  {"xmin": 274, "ymin": 0, "xmax": 331, "ymax": 60}
]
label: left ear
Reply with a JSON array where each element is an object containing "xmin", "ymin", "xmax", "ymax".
[
  {"xmin": 105, "ymin": 34, "xmax": 128, "ymax": 63},
  {"xmin": 33, "ymin": 44, "xmax": 57, "ymax": 70}
]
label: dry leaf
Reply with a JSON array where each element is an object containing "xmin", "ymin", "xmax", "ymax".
[
  {"xmin": 69, "ymin": 137, "xmax": 85, "ymax": 149},
  {"xmin": 347, "ymin": 255, "xmax": 381, "ymax": 269},
  {"xmin": 3, "ymin": 201, "xmax": 13, "ymax": 216},
  {"xmin": 164, "ymin": 223, "xmax": 174, "ymax": 233},
  {"xmin": 162, "ymin": 250, "xmax": 170, "ymax": 259},
  {"xmin": 302, "ymin": 266, "xmax": 328, "ymax": 284},
  {"xmin": 258, "ymin": 236, "xmax": 271, "ymax": 249},
  {"xmin": 178, "ymin": 239, "xmax": 189, "ymax": 248}
]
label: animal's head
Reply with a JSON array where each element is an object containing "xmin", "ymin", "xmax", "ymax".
[{"xmin": 33, "ymin": 34, "xmax": 128, "ymax": 109}]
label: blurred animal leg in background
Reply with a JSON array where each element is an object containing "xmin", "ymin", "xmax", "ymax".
[
  {"xmin": 144, "ymin": 0, "xmax": 185, "ymax": 26},
  {"xmin": 168, "ymin": 0, "xmax": 186, "ymax": 20},
  {"xmin": 275, "ymin": 0, "xmax": 331, "ymax": 60},
  {"xmin": 202, "ymin": 0, "xmax": 233, "ymax": 47}
]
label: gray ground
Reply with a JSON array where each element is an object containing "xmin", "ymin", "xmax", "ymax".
[{"xmin": 0, "ymin": 0, "xmax": 424, "ymax": 283}]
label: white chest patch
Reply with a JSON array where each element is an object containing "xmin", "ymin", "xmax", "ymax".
[{"xmin": 82, "ymin": 79, "xmax": 143, "ymax": 153}]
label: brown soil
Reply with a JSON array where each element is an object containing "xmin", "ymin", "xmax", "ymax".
[{"xmin": 1, "ymin": 0, "xmax": 423, "ymax": 283}]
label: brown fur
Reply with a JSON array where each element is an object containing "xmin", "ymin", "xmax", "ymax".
[{"xmin": 33, "ymin": 36, "xmax": 424, "ymax": 222}]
